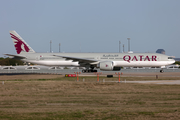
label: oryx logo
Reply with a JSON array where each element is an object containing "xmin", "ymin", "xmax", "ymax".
[{"xmin": 10, "ymin": 33, "xmax": 30, "ymax": 54}]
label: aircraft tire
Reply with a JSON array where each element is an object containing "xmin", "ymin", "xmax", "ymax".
[
  {"xmin": 82, "ymin": 70, "xmax": 85, "ymax": 73},
  {"xmin": 82, "ymin": 69, "xmax": 97, "ymax": 73},
  {"xmin": 160, "ymin": 70, "xmax": 164, "ymax": 73}
]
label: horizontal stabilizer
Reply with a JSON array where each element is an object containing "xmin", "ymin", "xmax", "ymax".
[{"xmin": 4, "ymin": 54, "xmax": 26, "ymax": 59}]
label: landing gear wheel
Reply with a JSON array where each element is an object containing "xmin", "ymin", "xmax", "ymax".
[
  {"xmin": 82, "ymin": 69, "xmax": 97, "ymax": 73},
  {"xmin": 82, "ymin": 69, "xmax": 88, "ymax": 73},
  {"xmin": 160, "ymin": 70, "xmax": 164, "ymax": 73}
]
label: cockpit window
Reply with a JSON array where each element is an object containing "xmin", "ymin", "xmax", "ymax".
[{"xmin": 168, "ymin": 57, "xmax": 173, "ymax": 59}]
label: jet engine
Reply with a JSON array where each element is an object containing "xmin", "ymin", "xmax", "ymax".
[{"xmin": 97, "ymin": 61, "xmax": 121, "ymax": 71}]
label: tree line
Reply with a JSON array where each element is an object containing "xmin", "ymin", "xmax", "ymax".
[{"xmin": 0, "ymin": 57, "xmax": 24, "ymax": 66}]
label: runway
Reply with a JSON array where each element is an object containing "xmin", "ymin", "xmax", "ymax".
[
  {"xmin": 0, "ymin": 68, "xmax": 180, "ymax": 85},
  {"xmin": 124, "ymin": 80, "xmax": 180, "ymax": 85}
]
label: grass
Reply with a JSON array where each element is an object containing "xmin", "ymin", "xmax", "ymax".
[{"xmin": 0, "ymin": 74, "xmax": 180, "ymax": 119}]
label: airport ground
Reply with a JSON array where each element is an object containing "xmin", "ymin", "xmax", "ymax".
[{"xmin": 0, "ymin": 73, "xmax": 180, "ymax": 120}]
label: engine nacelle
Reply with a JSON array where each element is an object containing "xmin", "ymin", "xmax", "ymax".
[{"xmin": 97, "ymin": 61, "xmax": 121, "ymax": 71}]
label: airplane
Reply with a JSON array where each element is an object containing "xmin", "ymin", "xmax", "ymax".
[{"xmin": 4, "ymin": 30, "xmax": 175, "ymax": 73}]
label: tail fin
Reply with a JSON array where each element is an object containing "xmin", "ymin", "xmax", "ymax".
[{"xmin": 9, "ymin": 30, "xmax": 35, "ymax": 54}]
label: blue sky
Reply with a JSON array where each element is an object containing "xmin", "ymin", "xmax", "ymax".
[{"xmin": 1, "ymin": 0, "xmax": 180, "ymax": 57}]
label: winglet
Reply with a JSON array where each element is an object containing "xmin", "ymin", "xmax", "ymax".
[{"xmin": 9, "ymin": 30, "xmax": 35, "ymax": 54}]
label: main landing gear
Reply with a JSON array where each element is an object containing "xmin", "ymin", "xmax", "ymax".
[
  {"xmin": 82, "ymin": 66, "xmax": 98, "ymax": 73},
  {"xmin": 82, "ymin": 69, "xmax": 97, "ymax": 73}
]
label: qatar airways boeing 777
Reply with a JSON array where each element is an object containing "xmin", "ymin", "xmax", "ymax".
[{"xmin": 4, "ymin": 31, "xmax": 175, "ymax": 73}]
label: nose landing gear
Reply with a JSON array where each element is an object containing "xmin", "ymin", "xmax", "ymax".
[{"xmin": 160, "ymin": 69, "xmax": 164, "ymax": 73}]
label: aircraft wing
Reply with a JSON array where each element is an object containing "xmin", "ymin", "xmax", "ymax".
[
  {"xmin": 53, "ymin": 55, "xmax": 99, "ymax": 65},
  {"xmin": 4, "ymin": 54, "xmax": 26, "ymax": 59}
]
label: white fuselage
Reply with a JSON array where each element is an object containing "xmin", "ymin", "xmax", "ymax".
[{"xmin": 20, "ymin": 52, "xmax": 175, "ymax": 67}]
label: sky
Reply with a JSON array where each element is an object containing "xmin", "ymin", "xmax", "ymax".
[{"xmin": 0, "ymin": 0, "xmax": 180, "ymax": 57}]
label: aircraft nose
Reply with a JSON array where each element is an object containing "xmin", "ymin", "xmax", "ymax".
[
  {"xmin": 171, "ymin": 59, "xmax": 175, "ymax": 64},
  {"xmin": 173, "ymin": 59, "xmax": 175, "ymax": 64},
  {"xmin": 167, "ymin": 59, "xmax": 175, "ymax": 65}
]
